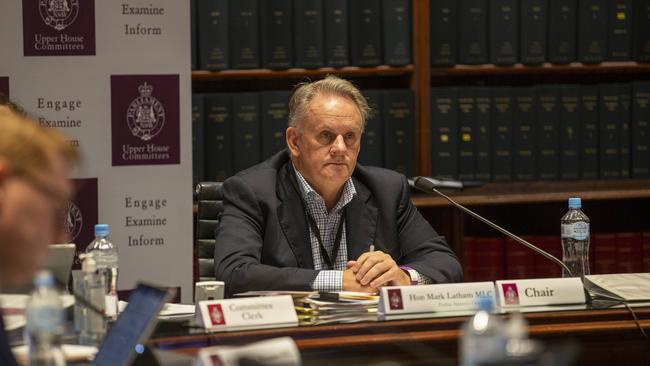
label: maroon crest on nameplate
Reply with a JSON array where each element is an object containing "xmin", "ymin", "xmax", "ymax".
[
  {"xmin": 387, "ymin": 289, "xmax": 404, "ymax": 310},
  {"xmin": 64, "ymin": 178, "xmax": 98, "ymax": 269},
  {"xmin": 110, "ymin": 75, "xmax": 180, "ymax": 166},
  {"xmin": 0, "ymin": 77, "xmax": 9, "ymax": 97},
  {"xmin": 207, "ymin": 304, "xmax": 226, "ymax": 326},
  {"xmin": 22, "ymin": 0, "xmax": 96, "ymax": 56},
  {"xmin": 501, "ymin": 283, "xmax": 520, "ymax": 305}
]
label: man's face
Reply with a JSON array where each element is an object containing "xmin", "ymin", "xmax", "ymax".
[
  {"xmin": 287, "ymin": 94, "xmax": 363, "ymax": 194},
  {"xmin": 0, "ymin": 155, "xmax": 72, "ymax": 288}
]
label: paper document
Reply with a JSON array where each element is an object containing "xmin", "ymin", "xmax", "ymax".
[{"xmin": 584, "ymin": 273, "xmax": 650, "ymax": 302}]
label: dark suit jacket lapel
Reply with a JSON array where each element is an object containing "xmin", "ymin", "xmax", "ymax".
[
  {"xmin": 277, "ymin": 163, "xmax": 315, "ymax": 269},
  {"xmin": 346, "ymin": 177, "xmax": 378, "ymax": 261}
]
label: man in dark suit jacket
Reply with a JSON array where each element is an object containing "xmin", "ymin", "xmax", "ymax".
[{"xmin": 214, "ymin": 76, "xmax": 462, "ymax": 297}]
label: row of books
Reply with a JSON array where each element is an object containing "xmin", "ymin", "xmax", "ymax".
[
  {"xmin": 191, "ymin": 89, "xmax": 416, "ymax": 184},
  {"xmin": 463, "ymin": 232, "xmax": 650, "ymax": 282},
  {"xmin": 191, "ymin": 0, "xmax": 412, "ymax": 71},
  {"xmin": 431, "ymin": 82, "xmax": 650, "ymax": 181},
  {"xmin": 432, "ymin": 0, "xmax": 650, "ymax": 66}
]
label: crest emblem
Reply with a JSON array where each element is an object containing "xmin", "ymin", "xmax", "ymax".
[
  {"xmin": 207, "ymin": 304, "xmax": 226, "ymax": 326},
  {"xmin": 62, "ymin": 200, "xmax": 83, "ymax": 242},
  {"xmin": 502, "ymin": 283, "xmax": 520, "ymax": 305},
  {"xmin": 387, "ymin": 289, "xmax": 404, "ymax": 310},
  {"xmin": 39, "ymin": 0, "xmax": 80, "ymax": 31},
  {"xmin": 126, "ymin": 82, "xmax": 166, "ymax": 141}
]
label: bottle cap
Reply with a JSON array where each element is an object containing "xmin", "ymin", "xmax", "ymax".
[
  {"xmin": 477, "ymin": 296, "xmax": 494, "ymax": 312},
  {"xmin": 568, "ymin": 197, "xmax": 581, "ymax": 209},
  {"xmin": 33, "ymin": 270, "xmax": 54, "ymax": 287},
  {"xmin": 94, "ymin": 224, "xmax": 109, "ymax": 236}
]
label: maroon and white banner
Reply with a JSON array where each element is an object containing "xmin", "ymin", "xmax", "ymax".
[{"xmin": 0, "ymin": 0, "xmax": 193, "ymax": 302}]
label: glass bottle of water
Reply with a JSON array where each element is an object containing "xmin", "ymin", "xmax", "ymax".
[
  {"xmin": 460, "ymin": 297, "xmax": 506, "ymax": 366},
  {"xmin": 86, "ymin": 224, "xmax": 119, "ymax": 319},
  {"xmin": 25, "ymin": 271, "xmax": 65, "ymax": 366},
  {"xmin": 561, "ymin": 197, "xmax": 590, "ymax": 278}
]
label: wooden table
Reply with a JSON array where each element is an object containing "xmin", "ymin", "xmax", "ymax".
[{"xmin": 151, "ymin": 307, "xmax": 650, "ymax": 366}]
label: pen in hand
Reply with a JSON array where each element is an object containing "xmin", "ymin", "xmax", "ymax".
[{"xmin": 369, "ymin": 244, "xmax": 375, "ymax": 253}]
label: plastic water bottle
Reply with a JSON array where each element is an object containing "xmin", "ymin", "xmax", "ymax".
[
  {"xmin": 86, "ymin": 224, "xmax": 119, "ymax": 319},
  {"xmin": 77, "ymin": 253, "xmax": 106, "ymax": 346},
  {"xmin": 561, "ymin": 197, "xmax": 590, "ymax": 278},
  {"xmin": 460, "ymin": 297, "xmax": 506, "ymax": 366},
  {"xmin": 25, "ymin": 271, "xmax": 65, "ymax": 366}
]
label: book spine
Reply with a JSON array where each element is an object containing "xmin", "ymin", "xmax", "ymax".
[
  {"xmin": 548, "ymin": 0, "xmax": 577, "ymax": 64},
  {"xmin": 294, "ymin": 0, "xmax": 325, "ymax": 68},
  {"xmin": 383, "ymin": 89, "xmax": 416, "ymax": 177},
  {"xmin": 261, "ymin": 90, "xmax": 290, "ymax": 159},
  {"xmin": 430, "ymin": 0, "xmax": 458, "ymax": 66},
  {"xmin": 632, "ymin": 82, "xmax": 650, "ymax": 178},
  {"xmin": 489, "ymin": 0, "xmax": 518, "ymax": 65},
  {"xmin": 458, "ymin": 87, "xmax": 476, "ymax": 180},
  {"xmin": 580, "ymin": 85, "xmax": 600, "ymax": 179},
  {"xmin": 474, "ymin": 88, "xmax": 492, "ymax": 181},
  {"xmin": 519, "ymin": 0, "xmax": 547, "ymax": 65},
  {"xmin": 192, "ymin": 94, "xmax": 205, "ymax": 186},
  {"xmin": 230, "ymin": 0, "xmax": 260, "ymax": 69},
  {"xmin": 536, "ymin": 85, "xmax": 560, "ymax": 180},
  {"xmin": 358, "ymin": 90, "xmax": 384, "ymax": 167},
  {"xmin": 382, "ymin": 0, "xmax": 412, "ymax": 66},
  {"xmin": 577, "ymin": 0, "xmax": 607, "ymax": 63},
  {"xmin": 490, "ymin": 87, "xmax": 514, "ymax": 181},
  {"xmin": 599, "ymin": 83, "xmax": 622, "ymax": 179},
  {"xmin": 232, "ymin": 92, "xmax": 261, "ymax": 172},
  {"xmin": 559, "ymin": 85, "xmax": 581, "ymax": 180},
  {"xmin": 634, "ymin": 0, "xmax": 650, "ymax": 62},
  {"xmin": 593, "ymin": 233, "xmax": 618, "ymax": 274},
  {"xmin": 324, "ymin": 0, "xmax": 350, "ymax": 67},
  {"xmin": 620, "ymin": 83, "xmax": 632, "ymax": 178},
  {"xmin": 534, "ymin": 236, "xmax": 562, "ymax": 278},
  {"xmin": 472, "ymin": 237, "xmax": 505, "ymax": 281},
  {"xmin": 261, "ymin": 0, "xmax": 293, "ymax": 69},
  {"xmin": 459, "ymin": 0, "xmax": 488, "ymax": 64},
  {"xmin": 513, "ymin": 87, "xmax": 537, "ymax": 181},
  {"xmin": 607, "ymin": 0, "xmax": 633, "ymax": 61},
  {"xmin": 644, "ymin": 232, "xmax": 650, "ymax": 272},
  {"xmin": 204, "ymin": 94, "xmax": 233, "ymax": 181},
  {"xmin": 462, "ymin": 237, "xmax": 477, "ymax": 282},
  {"xmin": 350, "ymin": 0, "xmax": 383, "ymax": 66},
  {"xmin": 430, "ymin": 87, "xmax": 459, "ymax": 179},
  {"xmin": 505, "ymin": 237, "xmax": 536, "ymax": 279},
  {"xmin": 616, "ymin": 233, "xmax": 644, "ymax": 273},
  {"xmin": 198, "ymin": 0, "xmax": 229, "ymax": 70}
]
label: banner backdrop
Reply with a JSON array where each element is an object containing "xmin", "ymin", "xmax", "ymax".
[{"xmin": 0, "ymin": 0, "xmax": 193, "ymax": 302}]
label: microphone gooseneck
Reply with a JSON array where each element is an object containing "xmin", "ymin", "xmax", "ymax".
[{"xmin": 413, "ymin": 176, "xmax": 574, "ymax": 277}]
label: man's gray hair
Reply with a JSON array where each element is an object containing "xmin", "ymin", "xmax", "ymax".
[{"xmin": 288, "ymin": 75, "xmax": 371, "ymax": 131}]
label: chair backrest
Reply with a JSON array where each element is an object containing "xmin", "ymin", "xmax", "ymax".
[{"xmin": 195, "ymin": 182, "xmax": 224, "ymax": 282}]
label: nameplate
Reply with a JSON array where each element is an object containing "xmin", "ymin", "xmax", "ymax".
[
  {"xmin": 196, "ymin": 295, "xmax": 298, "ymax": 331},
  {"xmin": 495, "ymin": 278, "xmax": 586, "ymax": 308},
  {"xmin": 196, "ymin": 337, "xmax": 301, "ymax": 366},
  {"xmin": 378, "ymin": 282, "xmax": 496, "ymax": 315}
]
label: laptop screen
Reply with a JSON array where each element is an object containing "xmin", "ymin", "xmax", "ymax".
[{"xmin": 94, "ymin": 283, "xmax": 174, "ymax": 366}]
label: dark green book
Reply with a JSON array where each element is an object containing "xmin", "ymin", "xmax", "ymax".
[
  {"xmin": 358, "ymin": 90, "xmax": 384, "ymax": 167},
  {"xmin": 431, "ymin": 87, "xmax": 459, "ymax": 179},
  {"xmin": 198, "ymin": 0, "xmax": 229, "ymax": 70},
  {"xmin": 350, "ymin": 0, "xmax": 382, "ymax": 66},
  {"xmin": 490, "ymin": 87, "xmax": 513, "ymax": 181},
  {"xmin": 204, "ymin": 94, "xmax": 232, "ymax": 181},
  {"xmin": 382, "ymin": 0, "xmax": 412, "ymax": 65},
  {"xmin": 459, "ymin": 0, "xmax": 488, "ymax": 64},
  {"xmin": 324, "ymin": 0, "xmax": 349, "ymax": 67},
  {"xmin": 230, "ymin": 0, "xmax": 260, "ymax": 69},
  {"xmin": 619, "ymin": 84, "xmax": 632, "ymax": 178},
  {"xmin": 430, "ymin": 0, "xmax": 457, "ymax": 66},
  {"xmin": 232, "ymin": 93, "xmax": 261, "ymax": 172},
  {"xmin": 598, "ymin": 84, "xmax": 622, "ymax": 179},
  {"xmin": 520, "ymin": 0, "xmax": 547, "ymax": 65},
  {"xmin": 634, "ymin": 0, "xmax": 650, "ymax": 62},
  {"xmin": 489, "ymin": 0, "xmax": 518, "ymax": 65},
  {"xmin": 261, "ymin": 90, "xmax": 290, "ymax": 159},
  {"xmin": 548, "ymin": 0, "xmax": 577, "ymax": 64},
  {"xmin": 294, "ymin": 0, "xmax": 325, "ymax": 68},
  {"xmin": 383, "ymin": 89, "xmax": 415, "ymax": 177},
  {"xmin": 475, "ymin": 88, "xmax": 492, "ymax": 181},
  {"xmin": 607, "ymin": 0, "xmax": 633, "ymax": 61},
  {"xmin": 631, "ymin": 82, "xmax": 650, "ymax": 178},
  {"xmin": 458, "ymin": 87, "xmax": 477, "ymax": 180},
  {"xmin": 577, "ymin": 0, "xmax": 607, "ymax": 63},
  {"xmin": 559, "ymin": 85, "xmax": 581, "ymax": 180},
  {"xmin": 192, "ymin": 94, "xmax": 204, "ymax": 185},
  {"xmin": 261, "ymin": 0, "xmax": 292, "ymax": 69},
  {"xmin": 513, "ymin": 87, "xmax": 537, "ymax": 181},
  {"xmin": 580, "ymin": 86, "xmax": 600, "ymax": 179},
  {"xmin": 536, "ymin": 85, "xmax": 560, "ymax": 180}
]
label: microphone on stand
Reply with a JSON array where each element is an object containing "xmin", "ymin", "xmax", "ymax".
[{"xmin": 412, "ymin": 176, "xmax": 573, "ymax": 277}]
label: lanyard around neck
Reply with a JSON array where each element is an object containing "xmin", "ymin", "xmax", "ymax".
[{"xmin": 306, "ymin": 211, "xmax": 345, "ymax": 270}]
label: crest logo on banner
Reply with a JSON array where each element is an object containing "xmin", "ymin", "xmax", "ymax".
[
  {"xmin": 22, "ymin": 0, "xmax": 95, "ymax": 56},
  {"xmin": 65, "ymin": 178, "xmax": 98, "ymax": 269},
  {"xmin": 502, "ymin": 283, "xmax": 520, "ymax": 305},
  {"xmin": 111, "ymin": 75, "xmax": 180, "ymax": 166},
  {"xmin": 39, "ymin": 0, "xmax": 80, "ymax": 31},
  {"xmin": 62, "ymin": 201, "xmax": 83, "ymax": 243},
  {"xmin": 0, "ymin": 77, "xmax": 8, "ymax": 97}
]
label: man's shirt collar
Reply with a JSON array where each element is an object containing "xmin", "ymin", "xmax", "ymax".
[{"xmin": 292, "ymin": 162, "xmax": 356, "ymax": 212}]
